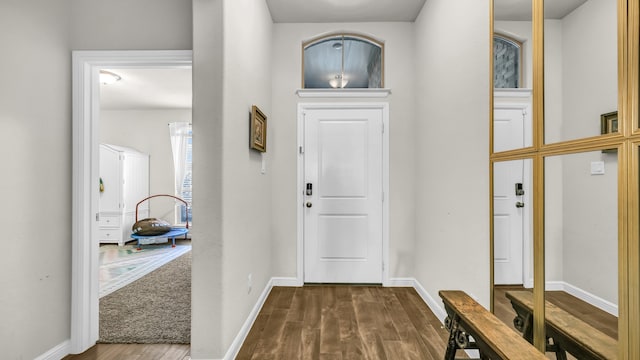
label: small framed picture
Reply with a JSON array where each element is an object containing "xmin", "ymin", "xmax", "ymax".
[
  {"xmin": 600, "ymin": 111, "xmax": 618, "ymax": 134},
  {"xmin": 250, "ymin": 105, "xmax": 267, "ymax": 152}
]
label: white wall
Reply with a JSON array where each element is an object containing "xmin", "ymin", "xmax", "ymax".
[
  {"xmin": 0, "ymin": 1, "xmax": 192, "ymax": 358},
  {"xmin": 100, "ymin": 109, "xmax": 191, "ymax": 221},
  {"xmin": 270, "ymin": 22, "xmax": 417, "ymax": 280},
  {"xmin": 562, "ymin": 152, "xmax": 618, "ymax": 305},
  {"xmin": 556, "ymin": 0, "xmax": 618, "ymax": 306},
  {"xmin": 561, "ymin": 0, "xmax": 617, "ymax": 142},
  {"xmin": 191, "ymin": 0, "xmax": 224, "ymax": 357},
  {"xmin": 0, "ymin": 2, "xmax": 72, "ymax": 358},
  {"xmin": 413, "ymin": 0, "xmax": 491, "ymax": 309},
  {"xmin": 220, "ymin": 0, "xmax": 274, "ymax": 353},
  {"xmin": 192, "ymin": 0, "xmax": 274, "ymax": 357},
  {"xmin": 70, "ymin": 0, "xmax": 192, "ymax": 50}
]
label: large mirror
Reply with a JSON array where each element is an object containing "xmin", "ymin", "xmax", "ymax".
[
  {"xmin": 493, "ymin": 0, "xmax": 533, "ymax": 153},
  {"xmin": 543, "ymin": 150, "xmax": 618, "ymax": 358},
  {"xmin": 544, "ymin": 0, "xmax": 618, "ymax": 144}
]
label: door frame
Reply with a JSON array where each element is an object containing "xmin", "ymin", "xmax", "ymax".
[
  {"xmin": 296, "ymin": 102, "xmax": 390, "ymax": 286},
  {"xmin": 70, "ymin": 50, "xmax": 192, "ymax": 354}
]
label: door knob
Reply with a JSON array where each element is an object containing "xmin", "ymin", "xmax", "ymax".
[
  {"xmin": 515, "ymin": 202, "xmax": 525, "ymax": 208},
  {"xmin": 306, "ymin": 202, "xmax": 312, "ymax": 208}
]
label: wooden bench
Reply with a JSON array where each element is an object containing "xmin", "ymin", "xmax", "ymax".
[
  {"xmin": 439, "ymin": 290, "xmax": 547, "ymax": 360},
  {"xmin": 505, "ymin": 290, "xmax": 617, "ymax": 360}
]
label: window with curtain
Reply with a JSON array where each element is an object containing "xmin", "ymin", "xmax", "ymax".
[{"xmin": 169, "ymin": 122, "xmax": 192, "ymax": 224}]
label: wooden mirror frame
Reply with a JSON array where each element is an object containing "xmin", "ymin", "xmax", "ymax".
[{"xmin": 490, "ymin": 0, "xmax": 636, "ymax": 357}]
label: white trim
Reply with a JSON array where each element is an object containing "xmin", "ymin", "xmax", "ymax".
[
  {"xmin": 524, "ymin": 277, "xmax": 534, "ymax": 289},
  {"xmin": 220, "ymin": 278, "xmax": 301, "ymax": 360},
  {"xmin": 272, "ymin": 276, "xmax": 303, "ymax": 287},
  {"xmin": 35, "ymin": 340, "xmax": 70, "ymax": 360},
  {"xmin": 296, "ymin": 88, "xmax": 391, "ymax": 98},
  {"xmin": 297, "ymin": 102, "xmax": 390, "ymax": 285},
  {"xmin": 223, "ymin": 279, "xmax": 275, "ymax": 360},
  {"xmin": 71, "ymin": 50, "xmax": 192, "ymax": 354},
  {"xmin": 387, "ymin": 277, "xmax": 447, "ymax": 324},
  {"xmin": 386, "ymin": 277, "xmax": 416, "ymax": 287},
  {"xmin": 545, "ymin": 280, "xmax": 565, "ymax": 291},
  {"xmin": 494, "ymin": 88, "xmax": 532, "ymax": 98},
  {"xmin": 410, "ymin": 278, "xmax": 448, "ymax": 323},
  {"xmin": 546, "ymin": 281, "xmax": 618, "ymax": 316}
]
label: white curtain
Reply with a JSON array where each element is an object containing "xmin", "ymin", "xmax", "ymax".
[{"xmin": 169, "ymin": 122, "xmax": 191, "ymax": 198}]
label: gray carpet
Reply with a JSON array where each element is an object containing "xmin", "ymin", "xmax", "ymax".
[{"xmin": 99, "ymin": 251, "xmax": 191, "ymax": 344}]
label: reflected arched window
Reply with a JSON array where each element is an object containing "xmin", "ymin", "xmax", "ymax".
[
  {"xmin": 303, "ymin": 34, "xmax": 384, "ymax": 89},
  {"xmin": 494, "ymin": 34, "xmax": 522, "ymax": 88}
]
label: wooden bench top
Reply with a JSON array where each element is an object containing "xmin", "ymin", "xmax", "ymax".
[
  {"xmin": 439, "ymin": 290, "xmax": 547, "ymax": 360},
  {"xmin": 506, "ymin": 290, "xmax": 618, "ymax": 360}
]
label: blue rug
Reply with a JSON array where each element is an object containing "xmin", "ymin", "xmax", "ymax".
[{"xmin": 99, "ymin": 241, "xmax": 191, "ymax": 298}]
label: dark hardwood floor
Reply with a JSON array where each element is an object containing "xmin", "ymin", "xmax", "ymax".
[
  {"xmin": 64, "ymin": 286, "xmax": 618, "ymax": 360},
  {"xmin": 236, "ymin": 285, "xmax": 451, "ymax": 360},
  {"xmin": 63, "ymin": 285, "xmax": 450, "ymax": 360}
]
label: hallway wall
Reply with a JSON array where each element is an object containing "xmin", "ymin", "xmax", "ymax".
[
  {"xmin": 0, "ymin": 2, "xmax": 72, "ymax": 358},
  {"xmin": 0, "ymin": 1, "xmax": 192, "ymax": 358},
  {"xmin": 413, "ymin": 0, "xmax": 491, "ymax": 309},
  {"xmin": 192, "ymin": 0, "xmax": 274, "ymax": 358}
]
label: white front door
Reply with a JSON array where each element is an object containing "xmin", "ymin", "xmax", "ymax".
[
  {"xmin": 303, "ymin": 107, "xmax": 383, "ymax": 283},
  {"xmin": 493, "ymin": 159, "xmax": 525, "ymax": 285},
  {"xmin": 493, "ymin": 98, "xmax": 531, "ymax": 285}
]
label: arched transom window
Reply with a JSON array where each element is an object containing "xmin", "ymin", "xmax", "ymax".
[
  {"xmin": 303, "ymin": 34, "xmax": 384, "ymax": 89},
  {"xmin": 494, "ymin": 34, "xmax": 522, "ymax": 88}
]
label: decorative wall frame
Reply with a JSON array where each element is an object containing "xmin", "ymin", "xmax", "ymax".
[
  {"xmin": 600, "ymin": 111, "xmax": 618, "ymax": 134},
  {"xmin": 250, "ymin": 105, "xmax": 267, "ymax": 152}
]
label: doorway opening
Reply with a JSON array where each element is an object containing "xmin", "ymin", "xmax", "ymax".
[{"xmin": 71, "ymin": 50, "xmax": 192, "ymax": 354}]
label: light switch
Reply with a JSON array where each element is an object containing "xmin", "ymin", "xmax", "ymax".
[
  {"xmin": 590, "ymin": 161, "xmax": 605, "ymax": 175},
  {"xmin": 261, "ymin": 152, "xmax": 266, "ymax": 174}
]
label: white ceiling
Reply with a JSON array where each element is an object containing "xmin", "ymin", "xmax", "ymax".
[
  {"xmin": 100, "ymin": 68, "xmax": 192, "ymax": 110},
  {"xmin": 494, "ymin": 0, "xmax": 588, "ymax": 21},
  {"xmin": 99, "ymin": 0, "xmax": 589, "ymax": 110},
  {"xmin": 266, "ymin": 0, "xmax": 427, "ymax": 23}
]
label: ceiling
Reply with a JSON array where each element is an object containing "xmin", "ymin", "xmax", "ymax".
[
  {"xmin": 100, "ymin": 68, "xmax": 192, "ymax": 110},
  {"xmin": 266, "ymin": 0, "xmax": 426, "ymax": 23},
  {"xmin": 494, "ymin": 0, "xmax": 588, "ymax": 21},
  {"xmin": 99, "ymin": 0, "xmax": 589, "ymax": 110}
]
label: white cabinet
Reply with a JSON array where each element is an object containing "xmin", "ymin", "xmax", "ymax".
[{"xmin": 99, "ymin": 144, "xmax": 150, "ymax": 246}]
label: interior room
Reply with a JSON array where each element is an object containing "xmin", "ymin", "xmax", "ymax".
[
  {"xmin": 2, "ymin": 0, "xmax": 639, "ymax": 359},
  {"xmin": 97, "ymin": 67, "xmax": 193, "ymax": 343}
]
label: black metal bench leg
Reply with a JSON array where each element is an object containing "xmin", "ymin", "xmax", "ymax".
[{"xmin": 444, "ymin": 316, "xmax": 460, "ymax": 360}]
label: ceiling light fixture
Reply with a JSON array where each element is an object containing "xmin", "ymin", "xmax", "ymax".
[
  {"xmin": 99, "ymin": 70, "xmax": 122, "ymax": 85},
  {"xmin": 332, "ymin": 42, "xmax": 343, "ymax": 50},
  {"xmin": 329, "ymin": 74, "xmax": 348, "ymax": 88}
]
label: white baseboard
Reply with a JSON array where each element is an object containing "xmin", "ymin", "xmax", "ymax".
[
  {"xmin": 35, "ymin": 340, "xmax": 70, "ymax": 360},
  {"xmin": 409, "ymin": 278, "xmax": 447, "ymax": 323},
  {"xmin": 547, "ymin": 281, "xmax": 618, "ymax": 316},
  {"xmin": 272, "ymin": 276, "xmax": 303, "ymax": 287},
  {"xmin": 385, "ymin": 277, "xmax": 415, "ymax": 287},
  {"xmin": 406, "ymin": 278, "xmax": 479, "ymax": 359},
  {"xmin": 223, "ymin": 277, "xmax": 301, "ymax": 359},
  {"xmin": 386, "ymin": 277, "xmax": 448, "ymax": 323},
  {"xmin": 223, "ymin": 278, "xmax": 275, "ymax": 360}
]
